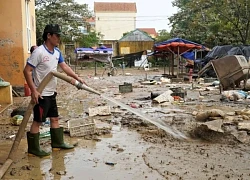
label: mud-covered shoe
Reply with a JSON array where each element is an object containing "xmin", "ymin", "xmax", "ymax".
[
  {"xmin": 50, "ymin": 127, "xmax": 74, "ymax": 150},
  {"xmin": 26, "ymin": 132, "xmax": 50, "ymax": 157}
]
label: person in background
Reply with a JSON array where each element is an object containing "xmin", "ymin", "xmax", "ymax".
[
  {"xmin": 23, "ymin": 24, "xmax": 86, "ymax": 157},
  {"xmin": 27, "ymin": 45, "xmax": 38, "ymax": 81},
  {"xmin": 185, "ymin": 59, "xmax": 194, "ymax": 83},
  {"xmin": 30, "ymin": 45, "xmax": 38, "ymax": 54}
]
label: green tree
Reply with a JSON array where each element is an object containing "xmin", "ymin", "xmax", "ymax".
[
  {"xmin": 169, "ymin": 0, "xmax": 250, "ymax": 47},
  {"xmin": 78, "ymin": 31, "xmax": 101, "ymax": 47},
  {"xmin": 156, "ymin": 29, "xmax": 171, "ymax": 42},
  {"xmin": 35, "ymin": 0, "xmax": 92, "ymax": 45}
]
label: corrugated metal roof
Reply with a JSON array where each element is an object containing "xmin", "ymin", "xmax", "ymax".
[
  {"xmin": 94, "ymin": 2, "xmax": 137, "ymax": 12},
  {"xmin": 119, "ymin": 29, "xmax": 154, "ymax": 42}
]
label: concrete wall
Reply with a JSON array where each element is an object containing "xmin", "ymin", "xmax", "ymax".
[
  {"xmin": 95, "ymin": 12, "xmax": 136, "ymax": 40},
  {"xmin": 0, "ymin": 0, "xmax": 36, "ymax": 86}
]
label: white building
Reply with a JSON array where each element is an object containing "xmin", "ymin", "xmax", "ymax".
[{"xmin": 94, "ymin": 2, "xmax": 137, "ymax": 41}]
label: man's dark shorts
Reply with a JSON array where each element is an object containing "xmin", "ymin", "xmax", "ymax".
[{"xmin": 33, "ymin": 92, "xmax": 58, "ymax": 122}]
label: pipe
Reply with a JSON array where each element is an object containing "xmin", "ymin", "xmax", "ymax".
[
  {"xmin": 51, "ymin": 71, "xmax": 101, "ymax": 95},
  {"xmin": 0, "ymin": 72, "xmax": 54, "ymax": 179}
]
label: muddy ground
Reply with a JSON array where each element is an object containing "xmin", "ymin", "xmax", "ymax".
[{"xmin": 1, "ymin": 67, "xmax": 250, "ymax": 180}]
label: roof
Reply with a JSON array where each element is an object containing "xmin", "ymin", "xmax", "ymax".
[
  {"xmin": 85, "ymin": 17, "xmax": 95, "ymax": 23},
  {"xmin": 138, "ymin": 28, "xmax": 157, "ymax": 37},
  {"xmin": 94, "ymin": 2, "xmax": 137, "ymax": 12},
  {"xmin": 119, "ymin": 29, "xmax": 154, "ymax": 42}
]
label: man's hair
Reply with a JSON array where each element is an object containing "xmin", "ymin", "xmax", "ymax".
[{"xmin": 42, "ymin": 32, "xmax": 48, "ymax": 41}]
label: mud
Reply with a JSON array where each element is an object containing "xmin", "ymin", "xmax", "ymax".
[{"xmin": 1, "ymin": 67, "xmax": 250, "ymax": 179}]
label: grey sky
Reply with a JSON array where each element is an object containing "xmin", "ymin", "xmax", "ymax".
[{"xmin": 74, "ymin": 0, "xmax": 178, "ymax": 32}]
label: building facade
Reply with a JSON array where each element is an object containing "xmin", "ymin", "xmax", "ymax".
[
  {"xmin": 0, "ymin": 0, "xmax": 36, "ymax": 87},
  {"xmin": 118, "ymin": 29, "xmax": 155, "ymax": 55},
  {"xmin": 94, "ymin": 2, "xmax": 137, "ymax": 41}
]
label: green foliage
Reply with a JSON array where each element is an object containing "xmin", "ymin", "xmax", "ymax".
[
  {"xmin": 169, "ymin": 0, "xmax": 250, "ymax": 47},
  {"xmin": 77, "ymin": 31, "xmax": 101, "ymax": 47},
  {"xmin": 35, "ymin": 0, "xmax": 92, "ymax": 45},
  {"xmin": 122, "ymin": 31, "xmax": 130, "ymax": 38},
  {"xmin": 156, "ymin": 29, "xmax": 171, "ymax": 42}
]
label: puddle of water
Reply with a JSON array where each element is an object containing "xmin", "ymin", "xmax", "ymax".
[
  {"xmin": 101, "ymin": 94, "xmax": 188, "ymax": 140},
  {"xmin": 2, "ymin": 128, "xmax": 163, "ymax": 180}
]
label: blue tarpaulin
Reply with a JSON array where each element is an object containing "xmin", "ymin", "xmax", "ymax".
[
  {"xmin": 182, "ymin": 51, "xmax": 195, "ymax": 60},
  {"xmin": 75, "ymin": 46, "xmax": 113, "ymax": 54}
]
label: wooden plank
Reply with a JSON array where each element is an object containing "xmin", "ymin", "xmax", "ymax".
[{"xmin": 0, "ymin": 103, "xmax": 12, "ymax": 114}]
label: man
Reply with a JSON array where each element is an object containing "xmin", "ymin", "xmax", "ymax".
[{"xmin": 23, "ymin": 24, "xmax": 85, "ymax": 157}]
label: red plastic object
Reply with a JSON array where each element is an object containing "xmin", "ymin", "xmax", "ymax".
[{"xmin": 24, "ymin": 83, "xmax": 31, "ymax": 96}]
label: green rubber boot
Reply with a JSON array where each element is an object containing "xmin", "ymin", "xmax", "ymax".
[
  {"xmin": 27, "ymin": 132, "xmax": 50, "ymax": 157},
  {"xmin": 50, "ymin": 127, "xmax": 74, "ymax": 150}
]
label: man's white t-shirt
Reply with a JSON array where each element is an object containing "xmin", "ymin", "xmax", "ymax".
[{"xmin": 27, "ymin": 44, "xmax": 64, "ymax": 96}]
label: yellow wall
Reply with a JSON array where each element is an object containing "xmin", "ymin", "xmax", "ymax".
[
  {"xmin": 118, "ymin": 41, "xmax": 154, "ymax": 55},
  {"xmin": 0, "ymin": 0, "xmax": 36, "ymax": 86}
]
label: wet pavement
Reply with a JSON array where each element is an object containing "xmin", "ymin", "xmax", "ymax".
[
  {"xmin": 1, "ymin": 67, "xmax": 250, "ymax": 179},
  {"xmin": 2, "ymin": 127, "xmax": 164, "ymax": 180}
]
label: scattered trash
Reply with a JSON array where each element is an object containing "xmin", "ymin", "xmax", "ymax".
[
  {"xmin": 244, "ymin": 79, "xmax": 250, "ymax": 90},
  {"xmin": 211, "ymin": 80, "xmax": 220, "ymax": 86},
  {"xmin": 195, "ymin": 109, "xmax": 225, "ymax": 122},
  {"xmin": 68, "ymin": 118, "xmax": 96, "ymax": 137},
  {"xmin": 170, "ymin": 87, "xmax": 187, "ymax": 99},
  {"xmin": 153, "ymin": 90, "xmax": 174, "ymax": 103},
  {"xmin": 129, "ymin": 103, "xmax": 141, "ymax": 108},
  {"xmin": 88, "ymin": 106, "xmax": 111, "ymax": 117},
  {"xmin": 221, "ymin": 90, "xmax": 247, "ymax": 101},
  {"xmin": 203, "ymin": 78, "xmax": 217, "ymax": 83},
  {"xmin": 8, "ymin": 135, "xmax": 16, "ymax": 139},
  {"xmin": 125, "ymin": 73, "xmax": 132, "ymax": 76},
  {"xmin": 11, "ymin": 115, "xmax": 23, "ymax": 126},
  {"xmin": 235, "ymin": 109, "xmax": 250, "ymax": 116},
  {"xmin": 140, "ymin": 80, "xmax": 156, "ymax": 85},
  {"xmin": 39, "ymin": 127, "xmax": 50, "ymax": 138},
  {"xmin": 150, "ymin": 92, "xmax": 161, "ymax": 99},
  {"xmin": 43, "ymin": 118, "xmax": 50, "ymax": 126},
  {"xmin": 56, "ymin": 171, "xmax": 67, "ymax": 175},
  {"xmin": 117, "ymin": 148, "xmax": 124, "ymax": 152},
  {"xmin": 105, "ymin": 162, "xmax": 117, "ymax": 166},
  {"xmin": 198, "ymin": 120, "xmax": 224, "ymax": 133},
  {"xmin": 160, "ymin": 77, "xmax": 171, "ymax": 83},
  {"xmin": 238, "ymin": 122, "xmax": 250, "ymax": 131},
  {"xmin": 119, "ymin": 83, "xmax": 133, "ymax": 93},
  {"xmin": 211, "ymin": 55, "xmax": 249, "ymax": 90}
]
